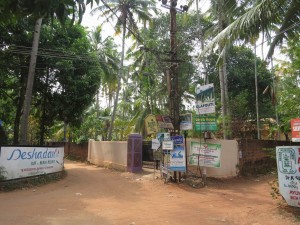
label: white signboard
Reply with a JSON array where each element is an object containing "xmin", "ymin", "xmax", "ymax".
[
  {"xmin": 151, "ymin": 139, "xmax": 161, "ymax": 150},
  {"xmin": 0, "ymin": 146, "xmax": 64, "ymax": 180},
  {"xmin": 189, "ymin": 142, "xmax": 221, "ymax": 168},
  {"xmin": 276, "ymin": 146, "xmax": 300, "ymax": 207},
  {"xmin": 180, "ymin": 114, "xmax": 193, "ymax": 130},
  {"xmin": 195, "ymin": 83, "xmax": 215, "ymax": 115},
  {"xmin": 162, "ymin": 140, "xmax": 174, "ymax": 150}
]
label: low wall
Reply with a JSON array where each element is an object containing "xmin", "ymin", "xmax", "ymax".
[
  {"xmin": 46, "ymin": 142, "xmax": 88, "ymax": 161},
  {"xmin": 186, "ymin": 139, "xmax": 239, "ymax": 177},
  {"xmin": 88, "ymin": 140, "xmax": 127, "ymax": 171}
]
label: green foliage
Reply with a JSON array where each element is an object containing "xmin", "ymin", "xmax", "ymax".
[
  {"xmin": 0, "ymin": 167, "xmax": 7, "ymax": 181},
  {"xmin": 0, "ymin": 17, "xmax": 102, "ymax": 144},
  {"xmin": 208, "ymin": 45, "xmax": 274, "ymax": 120},
  {"xmin": 276, "ymin": 39, "xmax": 300, "ymax": 136}
]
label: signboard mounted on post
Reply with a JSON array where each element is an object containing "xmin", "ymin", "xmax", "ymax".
[
  {"xmin": 145, "ymin": 114, "xmax": 158, "ymax": 135},
  {"xmin": 195, "ymin": 83, "xmax": 215, "ymax": 115},
  {"xmin": 156, "ymin": 115, "xmax": 174, "ymax": 129},
  {"xmin": 180, "ymin": 113, "xmax": 193, "ymax": 130},
  {"xmin": 195, "ymin": 115, "xmax": 217, "ymax": 131}
]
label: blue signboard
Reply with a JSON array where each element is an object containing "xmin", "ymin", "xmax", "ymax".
[{"xmin": 171, "ymin": 135, "xmax": 184, "ymax": 145}]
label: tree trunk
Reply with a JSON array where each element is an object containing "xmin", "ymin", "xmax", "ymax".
[
  {"xmin": 218, "ymin": 0, "xmax": 231, "ymax": 139},
  {"xmin": 39, "ymin": 67, "xmax": 49, "ymax": 145},
  {"xmin": 254, "ymin": 44, "xmax": 260, "ymax": 139},
  {"xmin": 95, "ymin": 89, "xmax": 100, "ymax": 140},
  {"xmin": 13, "ymin": 56, "xmax": 27, "ymax": 144},
  {"xmin": 107, "ymin": 20, "xmax": 126, "ymax": 141},
  {"xmin": 20, "ymin": 18, "xmax": 43, "ymax": 145}
]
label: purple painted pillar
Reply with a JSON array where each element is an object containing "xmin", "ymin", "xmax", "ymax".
[{"xmin": 127, "ymin": 133, "xmax": 142, "ymax": 173}]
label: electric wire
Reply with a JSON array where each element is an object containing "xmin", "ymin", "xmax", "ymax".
[{"xmin": 1, "ymin": 2, "xmax": 298, "ymax": 68}]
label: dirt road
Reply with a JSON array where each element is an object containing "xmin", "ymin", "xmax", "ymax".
[{"xmin": 0, "ymin": 160, "xmax": 299, "ymax": 225}]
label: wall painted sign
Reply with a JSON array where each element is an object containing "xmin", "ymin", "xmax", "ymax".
[
  {"xmin": 195, "ymin": 83, "xmax": 215, "ymax": 115},
  {"xmin": 0, "ymin": 146, "xmax": 64, "ymax": 180},
  {"xmin": 189, "ymin": 142, "xmax": 221, "ymax": 168},
  {"xmin": 276, "ymin": 146, "xmax": 300, "ymax": 207},
  {"xmin": 291, "ymin": 118, "xmax": 300, "ymax": 142}
]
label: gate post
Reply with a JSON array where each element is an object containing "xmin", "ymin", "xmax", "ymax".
[{"xmin": 127, "ymin": 133, "xmax": 143, "ymax": 172}]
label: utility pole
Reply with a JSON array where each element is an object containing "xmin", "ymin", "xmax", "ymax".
[
  {"xmin": 161, "ymin": 0, "xmax": 188, "ymax": 135},
  {"xmin": 161, "ymin": 0, "xmax": 188, "ymax": 182},
  {"xmin": 170, "ymin": 2, "xmax": 179, "ymax": 135}
]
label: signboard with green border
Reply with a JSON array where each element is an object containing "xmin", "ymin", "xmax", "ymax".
[{"xmin": 194, "ymin": 115, "xmax": 217, "ymax": 131}]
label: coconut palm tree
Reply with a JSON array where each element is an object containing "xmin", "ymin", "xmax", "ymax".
[
  {"xmin": 89, "ymin": 25, "xmax": 120, "ymax": 108},
  {"xmin": 91, "ymin": 0, "xmax": 157, "ymax": 140},
  {"xmin": 201, "ymin": 0, "xmax": 300, "ymax": 139},
  {"xmin": 202, "ymin": 0, "xmax": 300, "ymax": 59}
]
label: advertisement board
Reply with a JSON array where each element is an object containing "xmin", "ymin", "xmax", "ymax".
[
  {"xmin": 291, "ymin": 118, "xmax": 300, "ymax": 142},
  {"xmin": 195, "ymin": 83, "xmax": 215, "ymax": 115},
  {"xmin": 180, "ymin": 113, "xmax": 193, "ymax": 130},
  {"xmin": 169, "ymin": 145, "xmax": 186, "ymax": 172},
  {"xmin": 276, "ymin": 146, "xmax": 300, "ymax": 207},
  {"xmin": 145, "ymin": 114, "xmax": 158, "ymax": 135},
  {"xmin": 189, "ymin": 142, "xmax": 221, "ymax": 168},
  {"xmin": 156, "ymin": 115, "xmax": 174, "ymax": 129},
  {"xmin": 0, "ymin": 146, "xmax": 64, "ymax": 180},
  {"xmin": 195, "ymin": 115, "xmax": 217, "ymax": 131}
]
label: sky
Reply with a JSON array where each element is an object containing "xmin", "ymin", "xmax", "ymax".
[
  {"xmin": 81, "ymin": 0, "xmax": 211, "ymax": 45},
  {"xmin": 79, "ymin": 1, "xmax": 288, "ymax": 110},
  {"xmin": 81, "ymin": 0, "xmax": 286, "ymax": 64}
]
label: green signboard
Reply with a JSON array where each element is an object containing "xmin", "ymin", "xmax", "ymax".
[{"xmin": 194, "ymin": 116, "xmax": 217, "ymax": 131}]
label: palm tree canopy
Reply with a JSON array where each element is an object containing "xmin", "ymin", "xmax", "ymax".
[
  {"xmin": 91, "ymin": 0, "xmax": 158, "ymax": 38},
  {"xmin": 0, "ymin": 0, "xmax": 93, "ymax": 24},
  {"xmin": 201, "ymin": 0, "xmax": 300, "ymax": 59}
]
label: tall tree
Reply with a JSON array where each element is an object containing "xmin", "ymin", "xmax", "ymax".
[
  {"xmin": 208, "ymin": 0, "xmax": 243, "ymax": 139},
  {"xmin": 0, "ymin": 0, "xmax": 92, "ymax": 144},
  {"xmin": 207, "ymin": 45, "xmax": 273, "ymax": 138},
  {"xmin": 91, "ymin": 0, "xmax": 157, "ymax": 140},
  {"xmin": 89, "ymin": 25, "xmax": 119, "ymax": 108},
  {"xmin": 202, "ymin": 0, "xmax": 300, "ymax": 59},
  {"xmin": 276, "ymin": 39, "xmax": 300, "ymax": 140}
]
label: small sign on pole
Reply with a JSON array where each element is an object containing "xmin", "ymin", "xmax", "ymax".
[
  {"xmin": 151, "ymin": 139, "xmax": 160, "ymax": 150},
  {"xmin": 195, "ymin": 83, "xmax": 216, "ymax": 115},
  {"xmin": 162, "ymin": 140, "xmax": 174, "ymax": 150},
  {"xmin": 180, "ymin": 113, "xmax": 193, "ymax": 130}
]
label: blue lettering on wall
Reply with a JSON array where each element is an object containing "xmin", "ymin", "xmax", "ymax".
[{"xmin": 7, "ymin": 148, "xmax": 59, "ymax": 160}]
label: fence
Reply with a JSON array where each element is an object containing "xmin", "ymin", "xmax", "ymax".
[
  {"xmin": 237, "ymin": 139, "xmax": 300, "ymax": 175},
  {"xmin": 47, "ymin": 139, "xmax": 300, "ymax": 176},
  {"xmin": 46, "ymin": 142, "xmax": 88, "ymax": 161}
]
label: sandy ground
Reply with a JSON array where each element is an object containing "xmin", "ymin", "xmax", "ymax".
[{"xmin": 0, "ymin": 160, "xmax": 299, "ymax": 225}]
